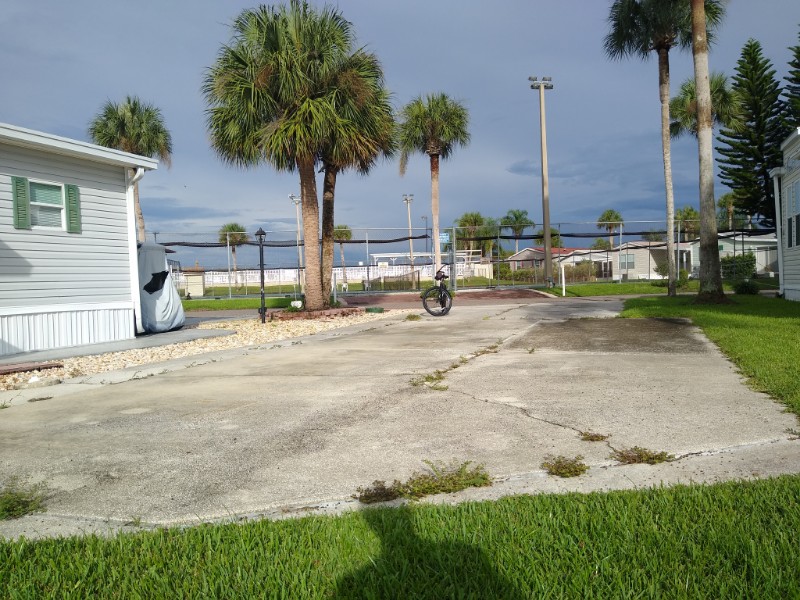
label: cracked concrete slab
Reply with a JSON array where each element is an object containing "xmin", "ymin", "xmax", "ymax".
[{"xmin": 1, "ymin": 297, "xmax": 798, "ymax": 540}]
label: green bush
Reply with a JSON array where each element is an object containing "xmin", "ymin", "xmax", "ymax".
[
  {"xmin": 734, "ymin": 279, "xmax": 760, "ymax": 295},
  {"xmin": 678, "ymin": 269, "xmax": 689, "ymax": 289},
  {"xmin": 720, "ymin": 252, "xmax": 756, "ymax": 280}
]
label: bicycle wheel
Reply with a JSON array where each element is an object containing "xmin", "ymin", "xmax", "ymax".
[{"xmin": 422, "ymin": 286, "xmax": 452, "ymax": 316}]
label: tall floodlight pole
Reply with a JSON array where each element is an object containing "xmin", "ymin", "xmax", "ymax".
[
  {"xmin": 403, "ymin": 194, "xmax": 415, "ymax": 270},
  {"xmin": 290, "ymin": 194, "xmax": 302, "ymax": 293},
  {"xmin": 529, "ymin": 76, "xmax": 554, "ymax": 287},
  {"xmin": 421, "ymin": 215, "xmax": 428, "ymax": 257}
]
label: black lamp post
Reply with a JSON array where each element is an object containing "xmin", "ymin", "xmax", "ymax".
[{"xmin": 255, "ymin": 227, "xmax": 266, "ymax": 323}]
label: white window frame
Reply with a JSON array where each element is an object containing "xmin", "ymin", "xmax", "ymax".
[{"xmin": 28, "ymin": 178, "xmax": 65, "ymax": 230}]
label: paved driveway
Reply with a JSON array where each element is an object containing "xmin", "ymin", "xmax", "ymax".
[{"xmin": 1, "ymin": 297, "xmax": 797, "ymax": 539}]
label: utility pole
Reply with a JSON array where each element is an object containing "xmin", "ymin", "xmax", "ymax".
[
  {"xmin": 290, "ymin": 194, "xmax": 303, "ymax": 293},
  {"xmin": 529, "ymin": 76, "xmax": 554, "ymax": 287},
  {"xmin": 403, "ymin": 194, "xmax": 414, "ymax": 271}
]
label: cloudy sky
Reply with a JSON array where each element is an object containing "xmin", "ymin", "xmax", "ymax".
[{"xmin": 2, "ymin": 0, "xmax": 798, "ymax": 255}]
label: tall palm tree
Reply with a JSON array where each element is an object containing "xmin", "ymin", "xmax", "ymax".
[
  {"xmin": 500, "ymin": 209, "xmax": 534, "ymax": 254},
  {"xmin": 204, "ymin": 1, "xmax": 386, "ymax": 311},
  {"xmin": 319, "ymin": 53, "xmax": 395, "ymax": 301},
  {"xmin": 218, "ymin": 222, "xmax": 249, "ymax": 285},
  {"xmin": 399, "ymin": 93, "xmax": 470, "ymax": 273},
  {"xmin": 88, "ymin": 96, "xmax": 172, "ymax": 243},
  {"xmin": 717, "ymin": 192, "xmax": 739, "ymax": 230},
  {"xmin": 597, "ymin": 209, "xmax": 624, "ymax": 248},
  {"xmin": 333, "ymin": 224, "xmax": 352, "ymax": 286},
  {"xmin": 690, "ymin": 0, "xmax": 725, "ymax": 302},
  {"xmin": 604, "ymin": 0, "xmax": 723, "ymax": 297},
  {"xmin": 479, "ymin": 217, "xmax": 500, "ymax": 260}
]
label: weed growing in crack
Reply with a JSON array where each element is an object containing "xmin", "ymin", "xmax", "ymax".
[
  {"xmin": 527, "ymin": 347, "xmax": 536, "ymax": 354},
  {"xmin": 0, "ymin": 477, "xmax": 46, "ymax": 520},
  {"xmin": 405, "ymin": 314, "xmax": 422, "ymax": 321},
  {"xmin": 541, "ymin": 455, "xmax": 589, "ymax": 478},
  {"xmin": 355, "ymin": 460, "xmax": 492, "ymax": 504},
  {"xmin": 610, "ymin": 446, "xmax": 674, "ymax": 465},
  {"xmin": 580, "ymin": 431, "xmax": 609, "ymax": 442}
]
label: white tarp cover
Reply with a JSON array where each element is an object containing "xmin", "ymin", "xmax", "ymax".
[{"xmin": 137, "ymin": 243, "xmax": 185, "ymax": 333}]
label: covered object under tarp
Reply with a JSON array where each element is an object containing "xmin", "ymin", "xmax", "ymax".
[{"xmin": 137, "ymin": 243, "xmax": 185, "ymax": 333}]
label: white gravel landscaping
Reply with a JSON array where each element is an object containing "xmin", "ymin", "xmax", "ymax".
[{"xmin": 0, "ymin": 310, "xmax": 413, "ymax": 391}]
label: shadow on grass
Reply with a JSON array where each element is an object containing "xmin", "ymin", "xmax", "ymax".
[{"xmin": 335, "ymin": 506, "xmax": 523, "ymax": 599}]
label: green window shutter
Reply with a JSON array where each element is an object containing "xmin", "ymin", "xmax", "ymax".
[
  {"xmin": 11, "ymin": 176, "xmax": 31, "ymax": 229},
  {"xmin": 65, "ymin": 184, "xmax": 81, "ymax": 233}
]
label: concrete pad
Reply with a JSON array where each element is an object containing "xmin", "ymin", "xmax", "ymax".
[{"xmin": 1, "ymin": 298, "xmax": 798, "ymax": 540}]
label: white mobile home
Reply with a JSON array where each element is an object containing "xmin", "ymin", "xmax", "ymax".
[
  {"xmin": 772, "ymin": 127, "xmax": 800, "ymax": 301},
  {"xmin": 0, "ymin": 123, "xmax": 157, "ymax": 357}
]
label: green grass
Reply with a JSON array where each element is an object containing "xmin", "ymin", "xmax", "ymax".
[
  {"xmin": 2, "ymin": 476, "xmax": 799, "ymax": 597},
  {"xmin": 182, "ymin": 297, "xmax": 294, "ymax": 312},
  {"xmin": 622, "ymin": 294, "xmax": 800, "ymax": 417}
]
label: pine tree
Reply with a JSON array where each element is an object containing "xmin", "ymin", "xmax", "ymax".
[
  {"xmin": 716, "ymin": 39, "xmax": 788, "ymax": 226},
  {"xmin": 785, "ymin": 29, "xmax": 800, "ymax": 128}
]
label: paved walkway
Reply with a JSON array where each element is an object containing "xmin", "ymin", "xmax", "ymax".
[{"xmin": 1, "ymin": 296, "xmax": 797, "ymax": 540}]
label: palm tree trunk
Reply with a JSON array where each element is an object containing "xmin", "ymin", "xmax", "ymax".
[
  {"xmin": 692, "ymin": 0, "xmax": 725, "ymax": 302},
  {"xmin": 727, "ymin": 203, "xmax": 733, "ymax": 230},
  {"xmin": 430, "ymin": 153, "xmax": 442, "ymax": 273},
  {"xmin": 659, "ymin": 47, "xmax": 678, "ymax": 297},
  {"xmin": 134, "ymin": 182, "xmax": 146, "ymax": 243},
  {"xmin": 298, "ymin": 157, "xmax": 323, "ymax": 311},
  {"xmin": 321, "ymin": 166, "xmax": 338, "ymax": 305}
]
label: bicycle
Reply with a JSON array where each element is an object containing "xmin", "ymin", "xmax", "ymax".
[{"xmin": 421, "ymin": 269, "xmax": 452, "ymax": 316}]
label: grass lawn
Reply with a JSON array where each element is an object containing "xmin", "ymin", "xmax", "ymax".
[
  {"xmin": 622, "ymin": 294, "xmax": 800, "ymax": 418},
  {"xmin": 1, "ymin": 476, "xmax": 799, "ymax": 598},
  {"xmin": 182, "ymin": 297, "xmax": 293, "ymax": 312}
]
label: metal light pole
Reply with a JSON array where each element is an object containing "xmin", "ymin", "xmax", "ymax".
[
  {"xmin": 255, "ymin": 227, "xmax": 266, "ymax": 323},
  {"xmin": 403, "ymin": 194, "xmax": 415, "ymax": 271},
  {"xmin": 529, "ymin": 76, "xmax": 554, "ymax": 287},
  {"xmin": 290, "ymin": 194, "xmax": 302, "ymax": 294},
  {"xmin": 421, "ymin": 215, "xmax": 428, "ymax": 257}
]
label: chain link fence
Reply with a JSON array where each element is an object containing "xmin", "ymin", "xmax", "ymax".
[{"xmin": 147, "ymin": 221, "xmax": 777, "ymax": 297}]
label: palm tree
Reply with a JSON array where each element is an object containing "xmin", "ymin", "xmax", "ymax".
[
  {"xmin": 333, "ymin": 224, "xmax": 352, "ymax": 286},
  {"xmin": 204, "ymin": 1, "xmax": 387, "ymax": 311},
  {"xmin": 669, "ymin": 72, "xmax": 742, "ymax": 139},
  {"xmin": 88, "ymin": 96, "xmax": 172, "ymax": 243},
  {"xmin": 717, "ymin": 192, "xmax": 743, "ymax": 230},
  {"xmin": 218, "ymin": 223, "xmax": 249, "ymax": 286},
  {"xmin": 319, "ymin": 52, "xmax": 395, "ymax": 301},
  {"xmin": 675, "ymin": 206, "xmax": 699, "ymax": 241},
  {"xmin": 690, "ymin": 0, "xmax": 725, "ymax": 302},
  {"xmin": 500, "ymin": 209, "xmax": 534, "ymax": 254},
  {"xmin": 604, "ymin": 0, "xmax": 724, "ymax": 296},
  {"xmin": 479, "ymin": 217, "xmax": 500, "ymax": 260},
  {"xmin": 597, "ymin": 209, "xmax": 623, "ymax": 248},
  {"xmin": 454, "ymin": 211, "xmax": 484, "ymax": 252},
  {"xmin": 399, "ymin": 93, "xmax": 470, "ymax": 273}
]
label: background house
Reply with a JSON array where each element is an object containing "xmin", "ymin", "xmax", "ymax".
[{"xmin": 0, "ymin": 123, "xmax": 157, "ymax": 357}]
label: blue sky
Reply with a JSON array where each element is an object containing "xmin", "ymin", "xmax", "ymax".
[{"xmin": 2, "ymin": 0, "xmax": 798, "ymax": 265}]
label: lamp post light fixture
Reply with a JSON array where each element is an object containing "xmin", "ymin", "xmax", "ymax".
[
  {"xmin": 289, "ymin": 194, "xmax": 302, "ymax": 294},
  {"xmin": 403, "ymin": 193, "xmax": 414, "ymax": 270},
  {"xmin": 529, "ymin": 75, "xmax": 554, "ymax": 287},
  {"xmin": 255, "ymin": 227, "xmax": 266, "ymax": 324}
]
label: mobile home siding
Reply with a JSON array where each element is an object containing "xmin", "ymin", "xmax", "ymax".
[
  {"xmin": 0, "ymin": 143, "xmax": 135, "ymax": 355},
  {"xmin": 783, "ymin": 164, "xmax": 800, "ymax": 301}
]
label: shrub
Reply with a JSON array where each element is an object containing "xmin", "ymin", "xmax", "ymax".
[
  {"xmin": 720, "ymin": 253, "xmax": 756, "ymax": 280},
  {"xmin": 734, "ymin": 279, "xmax": 760, "ymax": 295}
]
